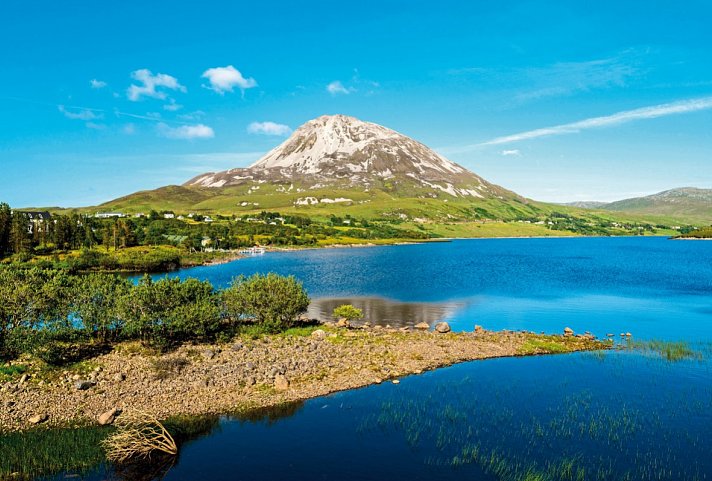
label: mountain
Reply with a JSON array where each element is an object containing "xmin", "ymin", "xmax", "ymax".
[
  {"xmin": 599, "ymin": 187, "xmax": 712, "ymax": 222},
  {"xmin": 562, "ymin": 201, "xmax": 608, "ymax": 209},
  {"xmin": 186, "ymin": 114, "xmax": 514, "ymax": 200},
  {"xmin": 560, "ymin": 188, "xmax": 712, "ymax": 223}
]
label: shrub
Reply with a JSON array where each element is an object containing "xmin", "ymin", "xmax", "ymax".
[
  {"xmin": 118, "ymin": 276, "xmax": 220, "ymax": 347},
  {"xmin": 332, "ymin": 304, "xmax": 363, "ymax": 322},
  {"xmin": 72, "ymin": 273, "xmax": 131, "ymax": 342},
  {"xmin": 223, "ymin": 273, "xmax": 310, "ymax": 332}
]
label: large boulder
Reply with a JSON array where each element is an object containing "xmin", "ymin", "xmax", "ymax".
[
  {"xmin": 563, "ymin": 327, "xmax": 574, "ymax": 337},
  {"xmin": 434, "ymin": 322, "xmax": 451, "ymax": 334}
]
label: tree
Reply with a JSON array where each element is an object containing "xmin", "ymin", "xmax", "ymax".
[
  {"xmin": 73, "ymin": 274, "xmax": 131, "ymax": 342},
  {"xmin": 223, "ymin": 273, "xmax": 310, "ymax": 331},
  {"xmin": 0, "ymin": 203, "xmax": 11, "ymax": 256},
  {"xmin": 117, "ymin": 275, "xmax": 220, "ymax": 346},
  {"xmin": 332, "ymin": 304, "xmax": 363, "ymax": 322},
  {"xmin": 10, "ymin": 211, "xmax": 31, "ymax": 254}
]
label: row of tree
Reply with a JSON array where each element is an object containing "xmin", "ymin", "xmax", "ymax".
[{"xmin": 0, "ymin": 267, "xmax": 310, "ymax": 361}]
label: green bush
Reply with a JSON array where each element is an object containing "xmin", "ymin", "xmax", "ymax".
[
  {"xmin": 332, "ymin": 304, "xmax": 363, "ymax": 322},
  {"xmin": 118, "ymin": 276, "xmax": 220, "ymax": 347},
  {"xmin": 223, "ymin": 273, "xmax": 310, "ymax": 332}
]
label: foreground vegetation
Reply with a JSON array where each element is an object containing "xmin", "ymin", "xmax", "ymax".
[{"xmin": 0, "ymin": 266, "xmax": 310, "ymax": 361}]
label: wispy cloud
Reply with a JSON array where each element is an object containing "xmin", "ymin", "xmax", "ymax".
[
  {"xmin": 157, "ymin": 123, "xmax": 214, "ymax": 140},
  {"xmin": 326, "ymin": 80, "xmax": 354, "ymax": 96},
  {"xmin": 449, "ymin": 50, "xmax": 643, "ymax": 103},
  {"xmin": 247, "ymin": 121, "xmax": 292, "ymax": 136},
  {"xmin": 501, "ymin": 149, "xmax": 521, "ymax": 156},
  {"xmin": 90, "ymin": 79, "xmax": 107, "ymax": 89},
  {"xmin": 479, "ymin": 96, "xmax": 712, "ymax": 146},
  {"xmin": 58, "ymin": 104, "xmax": 103, "ymax": 121},
  {"xmin": 127, "ymin": 69, "xmax": 186, "ymax": 101},
  {"xmin": 202, "ymin": 65, "xmax": 257, "ymax": 95}
]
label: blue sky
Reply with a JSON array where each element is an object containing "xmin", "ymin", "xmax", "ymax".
[{"xmin": 1, "ymin": 0, "xmax": 711, "ymax": 207}]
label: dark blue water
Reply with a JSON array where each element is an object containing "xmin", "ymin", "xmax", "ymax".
[
  {"xmin": 70, "ymin": 238, "xmax": 712, "ymax": 480},
  {"xmin": 159, "ymin": 237, "xmax": 712, "ymax": 340}
]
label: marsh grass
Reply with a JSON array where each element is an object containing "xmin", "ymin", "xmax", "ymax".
[
  {"xmin": 626, "ymin": 339, "xmax": 702, "ymax": 361},
  {"xmin": 0, "ymin": 426, "xmax": 109, "ymax": 480}
]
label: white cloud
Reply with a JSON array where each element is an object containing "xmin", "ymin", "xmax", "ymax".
[
  {"xmin": 127, "ymin": 69, "xmax": 186, "ymax": 101},
  {"xmin": 201, "ymin": 65, "xmax": 257, "ymax": 95},
  {"xmin": 326, "ymin": 80, "xmax": 354, "ymax": 95},
  {"xmin": 163, "ymin": 99, "xmax": 183, "ymax": 111},
  {"xmin": 501, "ymin": 149, "xmax": 521, "ymax": 156},
  {"xmin": 122, "ymin": 123, "xmax": 136, "ymax": 135},
  {"xmin": 247, "ymin": 121, "xmax": 292, "ymax": 136},
  {"xmin": 480, "ymin": 96, "xmax": 712, "ymax": 146},
  {"xmin": 157, "ymin": 122, "xmax": 214, "ymax": 140},
  {"xmin": 86, "ymin": 122, "xmax": 106, "ymax": 130},
  {"xmin": 90, "ymin": 79, "xmax": 107, "ymax": 89},
  {"xmin": 58, "ymin": 105, "xmax": 102, "ymax": 121}
]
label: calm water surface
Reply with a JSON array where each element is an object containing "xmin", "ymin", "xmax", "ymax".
[
  {"xmin": 55, "ymin": 238, "xmax": 712, "ymax": 480},
  {"xmin": 160, "ymin": 236, "xmax": 712, "ymax": 339}
]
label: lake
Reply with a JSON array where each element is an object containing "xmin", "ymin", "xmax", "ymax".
[
  {"xmin": 159, "ymin": 236, "xmax": 712, "ymax": 339},
  {"xmin": 49, "ymin": 237, "xmax": 712, "ymax": 480}
]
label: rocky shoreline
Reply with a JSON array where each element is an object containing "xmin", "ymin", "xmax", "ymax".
[{"xmin": 0, "ymin": 325, "xmax": 606, "ymax": 433}]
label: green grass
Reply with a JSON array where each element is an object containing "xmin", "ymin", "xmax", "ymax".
[
  {"xmin": 0, "ymin": 364, "xmax": 28, "ymax": 379},
  {"xmin": 0, "ymin": 426, "xmax": 110, "ymax": 480},
  {"xmin": 517, "ymin": 337, "xmax": 578, "ymax": 355},
  {"xmin": 627, "ymin": 339, "xmax": 702, "ymax": 361}
]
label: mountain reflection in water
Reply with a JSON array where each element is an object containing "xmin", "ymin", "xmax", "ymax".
[{"xmin": 307, "ymin": 296, "xmax": 467, "ymax": 327}]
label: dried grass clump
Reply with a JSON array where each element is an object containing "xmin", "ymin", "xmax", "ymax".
[{"xmin": 102, "ymin": 410, "xmax": 177, "ymax": 463}]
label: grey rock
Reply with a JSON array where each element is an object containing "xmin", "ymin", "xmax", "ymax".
[
  {"xmin": 202, "ymin": 349, "xmax": 216, "ymax": 360},
  {"xmin": 414, "ymin": 322, "xmax": 429, "ymax": 330},
  {"xmin": 113, "ymin": 372, "xmax": 126, "ymax": 382},
  {"xmin": 434, "ymin": 322, "xmax": 451, "ymax": 334},
  {"xmin": 564, "ymin": 327, "xmax": 574, "ymax": 337},
  {"xmin": 75, "ymin": 380, "xmax": 94, "ymax": 391}
]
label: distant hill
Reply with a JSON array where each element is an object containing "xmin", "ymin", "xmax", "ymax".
[
  {"xmin": 562, "ymin": 201, "xmax": 609, "ymax": 209},
  {"xmin": 597, "ymin": 188, "xmax": 712, "ymax": 223}
]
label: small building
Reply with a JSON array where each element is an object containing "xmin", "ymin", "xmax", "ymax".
[
  {"xmin": 15, "ymin": 211, "xmax": 51, "ymax": 234},
  {"xmin": 163, "ymin": 213, "xmax": 176, "ymax": 219},
  {"xmin": 95, "ymin": 212, "xmax": 124, "ymax": 219}
]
